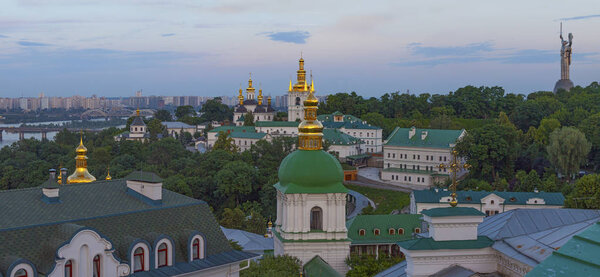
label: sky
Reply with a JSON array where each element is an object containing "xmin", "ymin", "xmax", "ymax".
[{"xmin": 0, "ymin": 0, "xmax": 599, "ymax": 98}]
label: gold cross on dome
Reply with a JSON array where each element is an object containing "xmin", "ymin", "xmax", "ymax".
[{"xmin": 439, "ymin": 150, "xmax": 470, "ymax": 207}]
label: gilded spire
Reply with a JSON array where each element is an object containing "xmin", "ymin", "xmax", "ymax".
[
  {"xmin": 105, "ymin": 166, "xmax": 112, "ymax": 180},
  {"xmin": 238, "ymin": 85, "xmax": 244, "ymax": 105},
  {"xmin": 310, "ymin": 70, "xmax": 315, "ymax": 93},
  {"xmin": 258, "ymin": 84, "xmax": 263, "ymax": 105},
  {"xmin": 289, "ymin": 79, "xmax": 292, "ymax": 92},
  {"xmin": 297, "ymin": 90, "xmax": 323, "ymax": 150},
  {"xmin": 67, "ymin": 131, "xmax": 96, "ymax": 184}
]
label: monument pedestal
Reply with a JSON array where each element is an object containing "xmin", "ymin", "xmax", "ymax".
[{"xmin": 553, "ymin": 79, "xmax": 574, "ymax": 93}]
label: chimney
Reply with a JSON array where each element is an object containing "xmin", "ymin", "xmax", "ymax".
[
  {"xmin": 60, "ymin": 168, "xmax": 68, "ymax": 184},
  {"xmin": 421, "ymin": 130, "xmax": 428, "ymax": 140},
  {"xmin": 42, "ymin": 168, "xmax": 60, "ymax": 203},
  {"xmin": 409, "ymin": 127, "xmax": 416, "ymax": 139},
  {"xmin": 125, "ymin": 171, "xmax": 163, "ymax": 206}
]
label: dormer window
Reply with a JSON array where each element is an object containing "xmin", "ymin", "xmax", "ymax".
[
  {"xmin": 133, "ymin": 247, "xmax": 145, "ymax": 272},
  {"xmin": 191, "ymin": 235, "xmax": 205, "ymax": 261},
  {"xmin": 398, "ymin": 228, "xmax": 404, "ymax": 235},
  {"xmin": 490, "ymin": 200, "xmax": 495, "ymax": 204},
  {"xmin": 93, "ymin": 255, "xmax": 101, "ymax": 277},
  {"xmin": 374, "ymin": 229, "xmax": 380, "ymax": 235},
  {"xmin": 15, "ymin": 269, "xmax": 27, "ymax": 277},
  {"xmin": 359, "ymin": 229, "xmax": 365, "ymax": 236},
  {"xmin": 389, "ymin": 228, "xmax": 395, "ymax": 235},
  {"xmin": 157, "ymin": 243, "xmax": 168, "ymax": 267},
  {"xmin": 466, "ymin": 196, "xmax": 472, "ymax": 201},
  {"xmin": 510, "ymin": 197, "xmax": 516, "ymax": 202},
  {"xmin": 414, "ymin": 228, "xmax": 421, "ymax": 234}
]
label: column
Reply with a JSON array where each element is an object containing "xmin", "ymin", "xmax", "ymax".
[{"xmin": 19, "ymin": 131, "xmax": 24, "ymax": 140}]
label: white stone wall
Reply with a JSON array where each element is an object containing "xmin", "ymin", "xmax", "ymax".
[
  {"xmin": 279, "ymin": 241, "xmax": 350, "ymax": 275},
  {"xmin": 413, "ymin": 200, "xmax": 563, "ymax": 215},
  {"xmin": 256, "ymin": 126, "xmax": 298, "ymax": 137},
  {"xmin": 329, "ymin": 144, "xmax": 361, "ymax": 159},
  {"xmin": 404, "ymin": 248, "xmax": 497, "ymax": 277},
  {"xmin": 288, "ymin": 91, "xmax": 308, "ymax": 122},
  {"xmin": 426, "ymin": 215, "xmax": 483, "ymax": 241},
  {"xmin": 381, "ymin": 170, "xmax": 436, "ymax": 187},
  {"xmin": 339, "ymin": 128, "xmax": 383, "ymax": 153}
]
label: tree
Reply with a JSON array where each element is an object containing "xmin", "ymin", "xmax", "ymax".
[
  {"xmin": 175, "ymin": 105, "xmax": 196, "ymax": 119},
  {"xmin": 547, "ymin": 127, "xmax": 591, "ymax": 179},
  {"xmin": 215, "ymin": 160, "xmax": 256, "ymax": 205},
  {"xmin": 455, "ymin": 122, "xmax": 520, "ymax": 182},
  {"xmin": 565, "ymin": 174, "xmax": 600, "ymax": 209},
  {"xmin": 241, "ymin": 255, "xmax": 301, "ymax": 277},
  {"xmin": 220, "ymin": 207, "xmax": 245, "ymax": 229},
  {"xmin": 212, "ymin": 131, "xmax": 238, "ymax": 153},
  {"xmin": 199, "ymin": 98, "xmax": 232, "ymax": 122},
  {"xmin": 147, "ymin": 118, "xmax": 165, "ymax": 141},
  {"xmin": 164, "ymin": 175, "xmax": 193, "ymax": 197},
  {"xmin": 154, "ymin": 109, "xmax": 172, "ymax": 121},
  {"xmin": 534, "ymin": 118, "xmax": 561, "ymax": 145},
  {"xmin": 243, "ymin": 112, "xmax": 255, "ymax": 126},
  {"xmin": 346, "ymin": 254, "xmax": 404, "ymax": 277}
]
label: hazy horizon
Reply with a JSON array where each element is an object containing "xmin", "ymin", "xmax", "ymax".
[{"xmin": 1, "ymin": 0, "xmax": 599, "ymax": 98}]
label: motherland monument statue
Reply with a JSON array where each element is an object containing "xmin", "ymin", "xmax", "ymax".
[{"xmin": 553, "ymin": 23, "xmax": 574, "ymax": 93}]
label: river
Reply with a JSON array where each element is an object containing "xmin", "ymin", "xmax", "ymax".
[{"xmin": 0, "ymin": 118, "xmax": 125, "ymax": 148}]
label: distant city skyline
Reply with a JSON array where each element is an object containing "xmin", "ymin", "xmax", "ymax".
[{"xmin": 1, "ymin": 0, "xmax": 599, "ymax": 97}]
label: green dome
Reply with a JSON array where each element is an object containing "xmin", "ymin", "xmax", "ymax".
[{"xmin": 275, "ymin": 150, "xmax": 348, "ymax": 194}]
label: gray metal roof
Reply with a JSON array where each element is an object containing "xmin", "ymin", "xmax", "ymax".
[
  {"xmin": 220, "ymin": 227, "xmax": 273, "ymax": 252},
  {"xmin": 374, "ymin": 260, "xmax": 406, "ymax": 277},
  {"xmin": 162, "ymin": 121, "xmax": 194, "ymax": 129},
  {"xmin": 479, "ymin": 209, "xmax": 600, "ymax": 267}
]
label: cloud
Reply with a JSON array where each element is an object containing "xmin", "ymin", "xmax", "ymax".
[
  {"xmin": 408, "ymin": 42, "xmax": 494, "ymax": 57},
  {"xmin": 261, "ymin": 31, "xmax": 310, "ymax": 44},
  {"xmin": 18, "ymin": 41, "xmax": 52, "ymax": 47},
  {"xmin": 0, "ymin": 34, "xmax": 8, "ymax": 38},
  {"xmin": 161, "ymin": 33, "xmax": 175, "ymax": 37},
  {"xmin": 558, "ymin": 14, "xmax": 600, "ymax": 21},
  {"xmin": 392, "ymin": 42, "xmax": 599, "ymax": 67}
]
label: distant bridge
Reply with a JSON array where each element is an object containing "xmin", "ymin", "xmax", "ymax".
[
  {"xmin": 80, "ymin": 108, "xmax": 156, "ymax": 119},
  {"xmin": 0, "ymin": 127, "xmax": 102, "ymax": 141}
]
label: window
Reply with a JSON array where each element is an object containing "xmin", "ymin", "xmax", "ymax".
[
  {"xmin": 359, "ymin": 229, "xmax": 365, "ymax": 236},
  {"xmin": 491, "ymin": 200, "xmax": 495, "ymax": 204},
  {"xmin": 133, "ymin": 247, "xmax": 145, "ymax": 272},
  {"xmin": 398, "ymin": 228, "xmax": 404, "ymax": 235},
  {"xmin": 414, "ymin": 228, "xmax": 421, "ymax": 234},
  {"xmin": 418, "ymin": 155, "xmax": 420, "ymax": 160},
  {"xmin": 486, "ymin": 210, "xmax": 491, "ymax": 216},
  {"xmin": 295, "ymin": 97, "xmax": 300, "ymax": 105},
  {"xmin": 310, "ymin": 207, "xmax": 323, "ymax": 230},
  {"xmin": 158, "ymin": 243, "xmax": 168, "ymax": 267},
  {"xmin": 389, "ymin": 228, "xmax": 395, "ymax": 235},
  {"xmin": 93, "ymin": 255, "xmax": 101, "ymax": 277},
  {"xmin": 374, "ymin": 229, "xmax": 380, "ymax": 235},
  {"xmin": 191, "ymin": 237, "xmax": 204, "ymax": 260},
  {"xmin": 65, "ymin": 260, "xmax": 73, "ymax": 277},
  {"xmin": 404, "ymin": 176, "xmax": 407, "ymax": 181},
  {"xmin": 444, "ymin": 156, "xmax": 447, "ymax": 161},
  {"xmin": 15, "ymin": 269, "xmax": 27, "ymax": 277}
]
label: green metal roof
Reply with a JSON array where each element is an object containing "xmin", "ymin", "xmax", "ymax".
[
  {"xmin": 317, "ymin": 112, "xmax": 381, "ymax": 130},
  {"xmin": 346, "ymin": 214, "xmax": 423, "ymax": 245},
  {"xmin": 275, "ymin": 150, "xmax": 348, "ymax": 194},
  {"xmin": 0, "ymin": 179, "xmax": 236, "ymax": 275},
  {"xmin": 385, "ymin": 127, "xmax": 464, "ymax": 148},
  {"xmin": 526, "ymin": 222, "xmax": 600, "ymax": 277},
  {"xmin": 227, "ymin": 132, "xmax": 267, "ymax": 139},
  {"xmin": 126, "ymin": 171, "xmax": 163, "ymax": 183},
  {"xmin": 413, "ymin": 189, "xmax": 565, "ymax": 206},
  {"xmin": 303, "ymin": 255, "xmax": 342, "ymax": 277},
  {"xmin": 397, "ymin": 236, "xmax": 493, "ymax": 251},
  {"xmin": 383, "ymin": 167, "xmax": 448, "ymax": 176},
  {"xmin": 421, "ymin": 207, "xmax": 485, "ymax": 217},
  {"xmin": 208, "ymin": 125, "xmax": 256, "ymax": 133},
  {"xmin": 323, "ymin": 129, "xmax": 361, "ymax": 145},
  {"xmin": 255, "ymin": 121, "xmax": 300, "ymax": 127}
]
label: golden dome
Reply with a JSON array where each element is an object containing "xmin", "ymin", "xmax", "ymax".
[{"xmin": 67, "ymin": 135, "xmax": 96, "ymax": 184}]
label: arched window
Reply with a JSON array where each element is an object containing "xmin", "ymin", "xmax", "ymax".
[
  {"xmin": 190, "ymin": 235, "xmax": 205, "ymax": 261},
  {"xmin": 157, "ymin": 243, "xmax": 168, "ymax": 267},
  {"xmin": 389, "ymin": 228, "xmax": 395, "ymax": 235},
  {"xmin": 414, "ymin": 228, "xmax": 421, "ymax": 234},
  {"xmin": 359, "ymin": 229, "xmax": 365, "ymax": 236},
  {"xmin": 374, "ymin": 229, "xmax": 380, "ymax": 235},
  {"xmin": 93, "ymin": 255, "xmax": 101, "ymax": 277},
  {"xmin": 133, "ymin": 247, "xmax": 145, "ymax": 272},
  {"xmin": 65, "ymin": 260, "xmax": 73, "ymax": 277},
  {"xmin": 491, "ymin": 200, "xmax": 495, "ymax": 204},
  {"xmin": 15, "ymin": 269, "xmax": 27, "ymax": 277},
  {"xmin": 398, "ymin": 228, "xmax": 404, "ymax": 235},
  {"xmin": 310, "ymin": 207, "xmax": 323, "ymax": 230},
  {"xmin": 295, "ymin": 97, "xmax": 301, "ymax": 105}
]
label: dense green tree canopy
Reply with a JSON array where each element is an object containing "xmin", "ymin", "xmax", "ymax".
[{"xmin": 547, "ymin": 127, "xmax": 591, "ymax": 178}]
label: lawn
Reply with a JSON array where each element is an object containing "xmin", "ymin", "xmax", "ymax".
[{"xmin": 345, "ymin": 184, "xmax": 410, "ymax": 215}]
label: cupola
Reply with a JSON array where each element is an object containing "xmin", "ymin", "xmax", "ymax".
[{"xmin": 67, "ymin": 133, "xmax": 96, "ymax": 184}]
